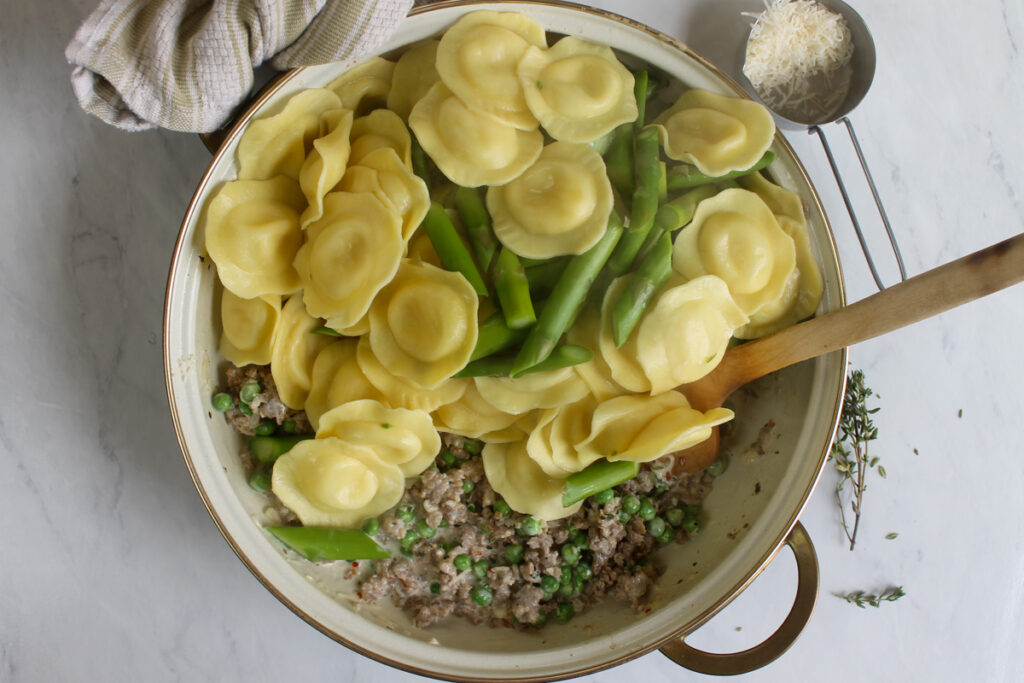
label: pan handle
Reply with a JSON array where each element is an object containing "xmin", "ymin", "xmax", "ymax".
[{"xmin": 659, "ymin": 521, "xmax": 819, "ymax": 675}]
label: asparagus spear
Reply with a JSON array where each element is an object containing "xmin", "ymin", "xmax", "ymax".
[
  {"xmin": 510, "ymin": 212, "xmax": 624, "ymax": 376},
  {"xmin": 456, "ymin": 344, "xmax": 593, "ymax": 378},
  {"xmin": 665, "ymin": 150, "xmax": 776, "ymax": 191},
  {"xmin": 604, "ymin": 124, "xmax": 634, "ymax": 199},
  {"xmin": 603, "ymin": 126, "xmax": 663, "ymax": 279},
  {"xmin": 562, "ymin": 459, "xmax": 641, "ymax": 507},
  {"xmin": 610, "ymin": 231, "xmax": 673, "ymax": 347},
  {"xmin": 470, "ymin": 311, "xmax": 529, "ymax": 361},
  {"xmin": 266, "ymin": 526, "xmax": 391, "ymax": 561},
  {"xmin": 634, "ymin": 183, "xmax": 718, "ymax": 263},
  {"xmin": 452, "ymin": 186, "xmax": 498, "ymax": 272},
  {"xmin": 421, "ymin": 201, "xmax": 489, "ymax": 296},
  {"xmin": 492, "ymin": 247, "xmax": 536, "ymax": 329}
]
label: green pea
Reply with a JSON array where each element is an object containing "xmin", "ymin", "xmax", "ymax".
[
  {"xmin": 430, "ymin": 581, "xmax": 441, "ymax": 594},
  {"xmin": 658, "ymin": 526, "xmax": 676, "ymax": 544},
  {"xmin": 247, "ymin": 470, "xmax": 271, "ymax": 492},
  {"xmin": 683, "ymin": 518, "xmax": 702, "ymax": 535},
  {"xmin": 471, "ymin": 585, "xmax": 493, "ymax": 606},
  {"xmin": 401, "ymin": 529, "xmax": 421, "ymax": 548},
  {"xmin": 253, "ymin": 420, "xmax": 275, "ymax": 436},
  {"xmin": 453, "ymin": 553, "xmax": 472, "ymax": 572},
  {"xmin": 560, "ymin": 544, "xmax": 580, "ymax": 566},
  {"xmin": 504, "ymin": 543, "xmax": 524, "ymax": 564},
  {"xmin": 560, "ymin": 566, "xmax": 574, "ymax": 585},
  {"xmin": 493, "ymin": 499, "xmax": 512, "ymax": 517},
  {"xmin": 569, "ymin": 529, "xmax": 589, "ymax": 549},
  {"xmin": 558, "ymin": 581, "xmax": 574, "ymax": 598},
  {"xmin": 705, "ymin": 456, "xmax": 729, "ymax": 477},
  {"xmin": 440, "ymin": 450, "xmax": 457, "ymax": 467},
  {"xmin": 592, "ymin": 488, "xmax": 614, "ymax": 505},
  {"xmin": 238, "ymin": 402, "xmax": 253, "ymax": 416},
  {"xmin": 618, "ymin": 510, "xmax": 632, "ymax": 524},
  {"xmin": 239, "ymin": 381, "xmax": 261, "ymax": 404},
  {"xmin": 646, "ymin": 517, "xmax": 667, "ymax": 538},
  {"xmin": 415, "ymin": 519, "xmax": 436, "ymax": 539},
  {"xmin": 462, "ymin": 480, "xmax": 475, "ymax": 494},
  {"xmin": 683, "ymin": 503, "xmax": 701, "ymax": 520},
  {"xmin": 464, "ymin": 439, "xmax": 484, "ymax": 454},
  {"xmin": 638, "ymin": 498, "xmax": 656, "ymax": 521},
  {"xmin": 665, "ymin": 508, "xmax": 685, "ymax": 527},
  {"xmin": 554, "ymin": 602, "xmax": 575, "ymax": 623},
  {"xmin": 280, "ymin": 418, "xmax": 296, "ymax": 434},
  {"xmin": 472, "ymin": 560, "xmax": 489, "ymax": 579},
  {"xmin": 396, "ymin": 505, "xmax": 415, "ymax": 523},
  {"xmin": 211, "ymin": 392, "xmax": 234, "ymax": 412},
  {"xmin": 361, "ymin": 518, "xmax": 380, "ymax": 536},
  {"xmin": 534, "ymin": 612, "xmax": 548, "ymax": 626},
  {"xmin": 540, "ymin": 574, "xmax": 560, "ymax": 594},
  {"xmin": 574, "ymin": 563, "xmax": 593, "ymax": 581},
  {"xmin": 621, "ymin": 495, "xmax": 641, "ymax": 514},
  {"xmin": 518, "ymin": 516, "xmax": 543, "ymax": 536},
  {"xmin": 573, "ymin": 573, "xmax": 586, "ymax": 594}
]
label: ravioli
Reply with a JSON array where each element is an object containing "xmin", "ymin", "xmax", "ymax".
[
  {"xmin": 635, "ymin": 275, "xmax": 749, "ymax": 392},
  {"xmin": 435, "ymin": 10, "xmax": 547, "ymax": 130},
  {"xmin": 349, "ymin": 109, "xmax": 413, "ymax": 169},
  {"xmin": 204, "ymin": 176, "xmax": 305, "ymax": 299},
  {"xmin": 326, "ymin": 56, "xmax": 395, "ymax": 114},
  {"xmin": 672, "ymin": 188, "xmax": 797, "ymax": 324},
  {"xmin": 597, "ymin": 277, "xmax": 653, "ymax": 393},
  {"xmin": 356, "ymin": 336, "xmax": 469, "ymax": 412},
  {"xmin": 219, "ymin": 289, "xmax": 281, "ymax": 367},
  {"xmin": 270, "ymin": 295, "xmax": 335, "ymax": 410},
  {"xmin": 735, "ymin": 171, "xmax": 823, "ymax": 338},
  {"xmin": 475, "ymin": 366, "xmax": 589, "ymax": 415},
  {"xmin": 653, "ymin": 89, "xmax": 775, "ymax": 176},
  {"xmin": 368, "ymin": 260, "xmax": 479, "ymax": 389},
  {"xmin": 409, "ymin": 82, "xmax": 544, "ymax": 187},
  {"xmin": 518, "ymin": 36, "xmax": 638, "ymax": 143},
  {"xmin": 339, "ymin": 147, "xmax": 429, "ymax": 242},
  {"xmin": 488, "ymin": 141, "xmax": 613, "ymax": 258},
  {"xmin": 298, "ymin": 108, "xmax": 354, "ymax": 228},
  {"xmin": 271, "ymin": 437, "xmax": 405, "ymax": 527},
  {"xmin": 236, "ymin": 88, "xmax": 343, "ymax": 181},
  {"xmin": 432, "ymin": 382, "xmax": 526, "ymax": 443},
  {"xmin": 526, "ymin": 395, "xmax": 602, "ymax": 477},
  {"xmin": 316, "ymin": 399, "xmax": 440, "ymax": 478},
  {"xmin": 482, "ymin": 439, "xmax": 582, "ymax": 520},
  {"xmin": 304, "ymin": 338, "xmax": 384, "ymax": 431},
  {"xmin": 293, "ymin": 191, "xmax": 404, "ymax": 330},
  {"xmin": 387, "ymin": 39, "xmax": 441, "ymax": 121},
  {"xmin": 576, "ymin": 392, "xmax": 734, "ymax": 463}
]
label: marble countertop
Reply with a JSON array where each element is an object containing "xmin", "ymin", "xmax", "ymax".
[{"xmin": 3, "ymin": 0, "xmax": 1023, "ymax": 680}]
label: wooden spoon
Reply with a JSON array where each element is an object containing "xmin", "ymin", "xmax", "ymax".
[{"xmin": 673, "ymin": 232, "xmax": 1024, "ymax": 472}]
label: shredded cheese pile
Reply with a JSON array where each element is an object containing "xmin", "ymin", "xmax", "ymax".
[{"xmin": 742, "ymin": 0, "xmax": 854, "ymax": 121}]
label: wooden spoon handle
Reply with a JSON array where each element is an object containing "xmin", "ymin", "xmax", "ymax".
[{"xmin": 709, "ymin": 232, "xmax": 1024, "ymax": 402}]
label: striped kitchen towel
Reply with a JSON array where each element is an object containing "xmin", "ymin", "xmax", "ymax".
[{"xmin": 66, "ymin": 0, "xmax": 415, "ymax": 133}]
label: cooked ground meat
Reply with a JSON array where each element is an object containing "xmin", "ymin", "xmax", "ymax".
[{"xmin": 224, "ymin": 365, "xmax": 311, "ymax": 436}]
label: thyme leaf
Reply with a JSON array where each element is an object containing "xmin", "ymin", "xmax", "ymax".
[
  {"xmin": 834, "ymin": 586, "xmax": 906, "ymax": 608},
  {"xmin": 829, "ymin": 368, "xmax": 883, "ymax": 551}
]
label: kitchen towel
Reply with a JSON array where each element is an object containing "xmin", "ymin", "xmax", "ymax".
[{"xmin": 66, "ymin": 0, "xmax": 415, "ymax": 133}]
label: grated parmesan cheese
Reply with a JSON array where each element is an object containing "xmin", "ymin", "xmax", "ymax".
[{"xmin": 742, "ymin": 0, "xmax": 854, "ymax": 123}]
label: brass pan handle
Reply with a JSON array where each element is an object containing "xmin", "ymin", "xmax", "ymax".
[{"xmin": 659, "ymin": 521, "xmax": 819, "ymax": 675}]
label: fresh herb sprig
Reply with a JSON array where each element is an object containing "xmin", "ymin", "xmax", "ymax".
[
  {"xmin": 830, "ymin": 369, "xmax": 883, "ymax": 551},
  {"xmin": 834, "ymin": 586, "xmax": 906, "ymax": 608}
]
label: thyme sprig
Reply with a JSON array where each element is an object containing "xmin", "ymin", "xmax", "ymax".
[
  {"xmin": 830, "ymin": 369, "xmax": 882, "ymax": 550},
  {"xmin": 834, "ymin": 586, "xmax": 906, "ymax": 608}
]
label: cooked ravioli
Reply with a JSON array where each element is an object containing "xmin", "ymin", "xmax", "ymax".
[
  {"xmin": 409, "ymin": 82, "xmax": 544, "ymax": 187},
  {"xmin": 597, "ymin": 277, "xmax": 653, "ymax": 393},
  {"xmin": 349, "ymin": 109, "xmax": 413, "ymax": 169},
  {"xmin": 204, "ymin": 176, "xmax": 305, "ymax": 298},
  {"xmin": 237, "ymin": 88, "xmax": 343, "ymax": 181},
  {"xmin": 482, "ymin": 439, "xmax": 581, "ymax": 520},
  {"xmin": 735, "ymin": 171, "xmax": 823, "ymax": 338},
  {"xmin": 326, "ymin": 57, "xmax": 395, "ymax": 114},
  {"xmin": 298, "ymin": 108, "xmax": 354, "ymax": 228},
  {"xmin": 339, "ymin": 147, "xmax": 429, "ymax": 242},
  {"xmin": 635, "ymin": 275, "xmax": 749, "ymax": 392},
  {"xmin": 304, "ymin": 338, "xmax": 384, "ymax": 431},
  {"xmin": 219, "ymin": 289, "xmax": 281, "ymax": 366},
  {"xmin": 432, "ymin": 382, "xmax": 525, "ymax": 443},
  {"xmin": 475, "ymin": 366, "xmax": 589, "ymax": 415},
  {"xmin": 316, "ymin": 399, "xmax": 440, "ymax": 477},
  {"xmin": 653, "ymin": 89, "xmax": 775, "ymax": 176},
  {"xmin": 518, "ymin": 36, "xmax": 637, "ymax": 143},
  {"xmin": 526, "ymin": 395, "xmax": 602, "ymax": 477},
  {"xmin": 293, "ymin": 192, "xmax": 404, "ymax": 330},
  {"xmin": 387, "ymin": 39, "xmax": 440, "ymax": 121},
  {"xmin": 356, "ymin": 336, "xmax": 469, "ymax": 412},
  {"xmin": 368, "ymin": 260, "xmax": 479, "ymax": 389},
  {"xmin": 488, "ymin": 141, "xmax": 613, "ymax": 258},
  {"xmin": 271, "ymin": 437, "xmax": 405, "ymax": 527},
  {"xmin": 270, "ymin": 295, "xmax": 335, "ymax": 410},
  {"xmin": 577, "ymin": 392, "xmax": 734, "ymax": 463},
  {"xmin": 672, "ymin": 188, "xmax": 797, "ymax": 324},
  {"xmin": 435, "ymin": 10, "xmax": 547, "ymax": 130}
]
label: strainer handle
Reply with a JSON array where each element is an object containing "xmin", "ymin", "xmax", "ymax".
[
  {"xmin": 811, "ymin": 117, "xmax": 907, "ymax": 290},
  {"xmin": 659, "ymin": 521, "xmax": 819, "ymax": 675}
]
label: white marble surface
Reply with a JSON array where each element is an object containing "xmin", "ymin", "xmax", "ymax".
[{"xmin": 3, "ymin": 0, "xmax": 1023, "ymax": 680}]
